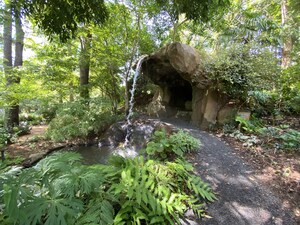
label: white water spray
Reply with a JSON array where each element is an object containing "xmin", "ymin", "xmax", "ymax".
[{"xmin": 124, "ymin": 55, "xmax": 147, "ymax": 146}]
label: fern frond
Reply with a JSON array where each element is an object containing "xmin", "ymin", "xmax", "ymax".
[{"xmin": 77, "ymin": 198, "xmax": 114, "ymax": 225}]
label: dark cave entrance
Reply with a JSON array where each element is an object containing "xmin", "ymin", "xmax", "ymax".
[
  {"xmin": 168, "ymin": 79, "xmax": 193, "ymax": 111},
  {"xmin": 142, "ymin": 58, "xmax": 193, "ymax": 112}
]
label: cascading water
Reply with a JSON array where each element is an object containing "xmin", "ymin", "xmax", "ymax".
[{"xmin": 124, "ymin": 55, "xmax": 147, "ymax": 146}]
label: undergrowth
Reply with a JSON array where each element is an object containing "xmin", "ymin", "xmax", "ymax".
[
  {"xmin": 0, "ymin": 130, "xmax": 215, "ymax": 225},
  {"xmin": 229, "ymin": 116, "xmax": 300, "ymax": 151},
  {"xmin": 145, "ymin": 129, "xmax": 200, "ymax": 160},
  {"xmin": 46, "ymin": 99, "xmax": 123, "ymax": 142}
]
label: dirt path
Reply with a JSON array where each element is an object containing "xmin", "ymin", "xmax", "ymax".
[
  {"xmin": 163, "ymin": 119, "xmax": 297, "ymax": 225},
  {"xmin": 18, "ymin": 125, "xmax": 48, "ymax": 142},
  {"xmin": 6, "ymin": 125, "xmax": 67, "ymax": 166}
]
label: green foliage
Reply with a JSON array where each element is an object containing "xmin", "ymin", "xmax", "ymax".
[
  {"xmin": 280, "ymin": 65, "xmax": 300, "ymax": 114},
  {"xmin": 204, "ymin": 44, "xmax": 281, "ymax": 102},
  {"xmin": 228, "ymin": 115, "xmax": 300, "ymax": 151},
  {"xmin": 108, "ymin": 156, "xmax": 215, "ymax": 224},
  {"xmin": 19, "ymin": 112, "xmax": 44, "ymax": 125},
  {"xmin": 0, "ymin": 152, "xmax": 113, "ymax": 225},
  {"xmin": 229, "ymin": 130, "xmax": 260, "ymax": 148},
  {"xmin": 145, "ymin": 129, "xmax": 200, "ymax": 160},
  {"xmin": 248, "ymin": 91, "xmax": 280, "ymax": 116},
  {"xmin": 20, "ymin": 0, "xmax": 108, "ymax": 42},
  {"xmin": 0, "ymin": 126, "xmax": 9, "ymax": 148},
  {"xmin": 259, "ymin": 126, "xmax": 300, "ymax": 151},
  {"xmin": 0, "ymin": 154, "xmax": 25, "ymax": 171},
  {"xmin": 0, "ymin": 150, "xmax": 215, "ymax": 225},
  {"xmin": 0, "ymin": 122, "xmax": 30, "ymax": 147},
  {"xmin": 155, "ymin": 0, "xmax": 230, "ymax": 22},
  {"xmin": 46, "ymin": 98, "xmax": 123, "ymax": 141},
  {"xmin": 235, "ymin": 116, "xmax": 263, "ymax": 133}
]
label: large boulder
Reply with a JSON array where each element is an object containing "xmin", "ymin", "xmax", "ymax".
[
  {"xmin": 142, "ymin": 42, "xmax": 231, "ymax": 129},
  {"xmin": 142, "ymin": 42, "xmax": 209, "ymax": 89}
]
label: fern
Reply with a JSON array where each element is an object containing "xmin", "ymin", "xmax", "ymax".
[
  {"xmin": 77, "ymin": 198, "xmax": 114, "ymax": 225},
  {"xmin": 0, "ymin": 149, "xmax": 215, "ymax": 225},
  {"xmin": 109, "ymin": 156, "xmax": 215, "ymax": 224},
  {"xmin": 53, "ymin": 166, "xmax": 105, "ymax": 198},
  {"xmin": 0, "ymin": 152, "xmax": 113, "ymax": 225}
]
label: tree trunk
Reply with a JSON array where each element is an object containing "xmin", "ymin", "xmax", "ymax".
[
  {"xmin": 3, "ymin": 2, "xmax": 13, "ymax": 131},
  {"xmin": 79, "ymin": 33, "xmax": 92, "ymax": 100},
  {"xmin": 281, "ymin": 0, "xmax": 292, "ymax": 68},
  {"xmin": 9, "ymin": 7, "xmax": 25, "ymax": 128}
]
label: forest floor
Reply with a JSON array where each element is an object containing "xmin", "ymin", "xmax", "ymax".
[
  {"xmin": 3, "ymin": 118, "xmax": 300, "ymax": 223},
  {"xmin": 215, "ymin": 118, "xmax": 300, "ymax": 222},
  {"xmin": 217, "ymin": 133, "xmax": 300, "ymax": 222},
  {"xmin": 4, "ymin": 125, "xmax": 68, "ymax": 167}
]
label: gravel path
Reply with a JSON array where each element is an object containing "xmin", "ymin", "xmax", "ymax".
[{"xmin": 162, "ymin": 119, "xmax": 296, "ymax": 225}]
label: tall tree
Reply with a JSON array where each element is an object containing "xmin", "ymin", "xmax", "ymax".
[
  {"xmin": 16, "ymin": 0, "xmax": 109, "ymax": 101},
  {"xmin": 281, "ymin": 0, "xmax": 292, "ymax": 68},
  {"xmin": 8, "ymin": 4, "xmax": 25, "ymax": 128},
  {"xmin": 3, "ymin": 1, "xmax": 14, "ymax": 130},
  {"xmin": 79, "ymin": 30, "xmax": 92, "ymax": 100}
]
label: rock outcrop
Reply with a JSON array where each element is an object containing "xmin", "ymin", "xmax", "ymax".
[{"xmin": 142, "ymin": 42, "xmax": 231, "ymax": 129}]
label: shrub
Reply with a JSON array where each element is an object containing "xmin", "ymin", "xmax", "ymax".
[
  {"xmin": 0, "ymin": 126, "xmax": 9, "ymax": 148},
  {"xmin": 145, "ymin": 129, "xmax": 200, "ymax": 160},
  {"xmin": 204, "ymin": 44, "xmax": 280, "ymax": 103},
  {"xmin": 46, "ymin": 98, "xmax": 123, "ymax": 141},
  {"xmin": 19, "ymin": 113, "xmax": 44, "ymax": 125},
  {"xmin": 235, "ymin": 116, "xmax": 263, "ymax": 133}
]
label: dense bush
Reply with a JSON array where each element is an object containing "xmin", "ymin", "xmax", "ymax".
[
  {"xmin": 280, "ymin": 64, "xmax": 300, "ymax": 114},
  {"xmin": 0, "ymin": 150, "xmax": 215, "ymax": 225},
  {"xmin": 247, "ymin": 91, "xmax": 280, "ymax": 116},
  {"xmin": 204, "ymin": 44, "xmax": 281, "ymax": 103},
  {"xmin": 19, "ymin": 112, "xmax": 44, "ymax": 125},
  {"xmin": 46, "ymin": 98, "xmax": 123, "ymax": 141},
  {"xmin": 0, "ymin": 123, "xmax": 30, "ymax": 147}
]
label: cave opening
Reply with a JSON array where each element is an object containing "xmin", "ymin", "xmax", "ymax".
[{"xmin": 168, "ymin": 79, "xmax": 193, "ymax": 111}]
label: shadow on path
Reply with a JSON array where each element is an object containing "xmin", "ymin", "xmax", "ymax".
[{"xmin": 162, "ymin": 119, "xmax": 296, "ymax": 225}]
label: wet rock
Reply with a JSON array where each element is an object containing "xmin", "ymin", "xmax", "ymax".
[{"xmin": 98, "ymin": 122, "xmax": 126, "ymax": 148}]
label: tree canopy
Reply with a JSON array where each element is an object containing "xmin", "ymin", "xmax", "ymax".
[{"xmin": 18, "ymin": 0, "xmax": 108, "ymax": 41}]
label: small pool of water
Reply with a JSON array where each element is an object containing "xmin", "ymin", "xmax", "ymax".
[
  {"xmin": 67, "ymin": 145, "xmax": 140, "ymax": 165},
  {"xmin": 70, "ymin": 146, "xmax": 112, "ymax": 165}
]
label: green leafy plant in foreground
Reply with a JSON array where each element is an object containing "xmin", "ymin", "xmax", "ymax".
[
  {"xmin": 145, "ymin": 129, "xmax": 200, "ymax": 160},
  {"xmin": 108, "ymin": 156, "xmax": 215, "ymax": 224},
  {"xmin": 0, "ymin": 149, "xmax": 215, "ymax": 225}
]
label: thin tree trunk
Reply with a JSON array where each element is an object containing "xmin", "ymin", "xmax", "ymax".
[
  {"xmin": 3, "ymin": 2, "xmax": 13, "ymax": 131},
  {"xmin": 79, "ymin": 32, "xmax": 92, "ymax": 100},
  {"xmin": 281, "ymin": 0, "xmax": 292, "ymax": 68}
]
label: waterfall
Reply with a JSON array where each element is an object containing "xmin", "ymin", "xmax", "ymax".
[{"xmin": 124, "ymin": 55, "xmax": 147, "ymax": 146}]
